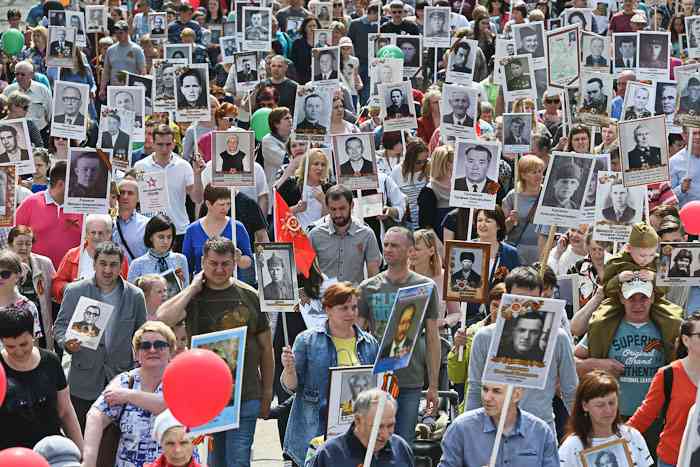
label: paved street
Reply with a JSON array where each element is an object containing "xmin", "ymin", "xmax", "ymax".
[{"xmin": 251, "ymin": 419, "xmax": 285, "ymax": 467}]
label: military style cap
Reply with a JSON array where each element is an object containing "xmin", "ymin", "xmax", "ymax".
[{"xmin": 628, "ymin": 222, "xmax": 659, "ymax": 248}]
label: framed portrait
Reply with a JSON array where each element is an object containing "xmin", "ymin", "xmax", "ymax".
[
  {"xmin": 581, "ymin": 32, "xmax": 610, "ymax": 72},
  {"xmin": 313, "ymin": 29, "xmax": 332, "ymax": 48},
  {"xmin": 148, "ymin": 12, "xmax": 167, "ymax": 40},
  {"xmin": 48, "ymin": 9, "xmax": 66, "ymax": 26},
  {"xmin": 96, "ymin": 106, "xmax": 133, "ymax": 173},
  {"xmin": 621, "ymin": 81, "xmax": 655, "ymax": 121},
  {"xmin": 219, "ymin": 36, "xmax": 237, "ymax": 64},
  {"xmin": 152, "ymin": 59, "xmax": 181, "ymax": 112},
  {"xmin": 255, "ymin": 243, "xmax": 299, "ymax": 312},
  {"xmin": 618, "ymin": 115, "xmax": 670, "ymax": 187},
  {"xmin": 686, "ymin": 15, "xmax": 700, "ymax": 58},
  {"xmin": 234, "ymin": 0, "xmax": 247, "ymax": 33},
  {"xmin": 446, "ymin": 39, "xmax": 477, "ymax": 85},
  {"xmin": 65, "ymin": 10, "xmax": 86, "ymax": 47},
  {"xmin": 0, "ymin": 164, "xmax": 17, "ymax": 226},
  {"xmin": 165, "ymin": 43, "xmax": 192, "ymax": 63},
  {"xmin": 0, "ymin": 118, "xmax": 34, "ymax": 176},
  {"xmin": 396, "ymin": 35, "xmax": 422, "ymax": 77},
  {"xmin": 441, "ymin": 83, "xmax": 478, "ymax": 139},
  {"xmin": 577, "ymin": 70, "xmax": 613, "ymax": 127},
  {"xmin": 85, "ymin": 5, "xmax": 108, "ymax": 33},
  {"xmin": 107, "ymin": 85, "xmax": 146, "ymax": 142},
  {"xmin": 292, "ymin": 85, "xmax": 333, "ymax": 141},
  {"xmin": 657, "ymin": 242, "xmax": 700, "ymax": 286},
  {"xmin": 512, "ymin": 21, "xmax": 546, "ymax": 67},
  {"xmin": 443, "ymin": 241, "xmax": 490, "ymax": 303},
  {"xmin": 534, "ymin": 151, "xmax": 595, "ymax": 228},
  {"xmin": 581, "ymin": 154, "xmax": 611, "ymax": 223},
  {"xmin": 548, "ymin": 17, "xmax": 562, "ymax": 30},
  {"xmin": 579, "ymin": 439, "xmax": 634, "ymax": 467},
  {"xmin": 211, "ymin": 130, "xmax": 255, "ymax": 187},
  {"xmin": 161, "ymin": 269, "xmax": 183, "ymax": 300},
  {"xmin": 174, "ymin": 64, "xmax": 211, "ymax": 122},
  {"xmin": 494, "ymin": 38, "xmax": 516, "ymax": 85},
  {"xmin": 503, "ymin": 113, "xmax": 532, "ymax": 154},
  {"xmin": 423, "ymin": 6, "xmax": 451, "ymax": 48},
  {"xmin": 47, "ymin": 26, "xmax": 76, "ymax": 68},
  {"xmin": 332, "ymin": 133, "xmax": 379, "ymax": 191},
  {"xmin": 233, "ymin": 52, "xmax": 259, "ymax": 92},
  {"xmin": 51, "ymin": 80, "xmax": 89, "ymax": 141},
  {"xmin": 210, "ymin": 24, "xmax": 223, "ymax": 45},
  {"xmin": 564, "ymin": 8, "xmax": 593, "ymax": 31},
  {"xmin": 612, "ymin": 33, "xmax": 638, "ymax": 76},
  {"xmin": 242, "ymin": 6, "xmax": 272, "ymax": 52},
  {"xmin": 593, "ymin": 171, "xmax": 645, "ymax": 242},
  {"xmin": 65, "ymin": 297, "xmax": 115, "ymax": 350},
  {"xmin": 655, "ymin": 80, "xmax": 681, "ymax": 134},
  {"xmin": 674, "ymin": 67, "xmax": 700, "ymax": 128},
  {"xmin": 374, "ymin": 282, "xmax": 434, "ymax": 374},
  {"xmin": 368, "ymin": 57, "xmax": 403, "ymax": 98},
  {"xmin": 379, "ymin": 81, "xmax": 417, "ymax": 132},
  {"xmin": 637, "ymin": 31, "xmax": 670, "ymax": 81},
  {"xmin": 311, "ymin": 1, "xmax": 333, "ymax": 27},
  {"xmin": 126, "ymin": 73, "xmax": 153, "ymax": 115},
  {"xmin": 326, "ymin": 366, "xmax": 382, "ymax": 440},
  {"xmin": 190, "ymin": 326, "xmax": 247, "ymax": 435},
  {"xmin": 546, "ymin": 24, "xmax": 580, "ymax": 87},
  {"xmin": 449, "ymin": 140, "xmax": 501, "ymax": 210},
  {"xmin": 368, "ymin": 33, "xmax": 397, "ymax": 61},
  {"xmin": 482, "ymin": 293, "xmax": 565, "ymax": 389},
  {"xmin": 500, "ymin": 55, "xmax": 537, "ymax": 102},
  {"xmin": 312, "ymin": 46, "xmax": 340, "ymax": 85},
  {"xmin": 65, "ymin": 148, "xmax": 112, "ymax": 214}
]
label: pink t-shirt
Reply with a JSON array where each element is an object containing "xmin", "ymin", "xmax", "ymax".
[{"xmin": 609, "ymin": 11, "xmax": 634, "ymax": 33}]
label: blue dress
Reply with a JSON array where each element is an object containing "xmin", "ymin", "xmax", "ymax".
[{"xmin": 182, "ymin": 218, "xmax": 253, "ymax": 277}]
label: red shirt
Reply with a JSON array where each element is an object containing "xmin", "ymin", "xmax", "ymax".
[{"xmin": 609, "ymin": 11, "xmax": 635, "ymax": 33}]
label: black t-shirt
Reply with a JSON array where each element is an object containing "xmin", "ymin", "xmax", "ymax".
[
  {"xmin": 380, "ymin": 20, "xmax": 420, "ymax": 35},
  {"xmin": 265, "ymin": 78, "xmax": 298, "ymax": 115},
  {"xmin": 0, "ymin": 349, "xmax": 67, "ymax": 449}
]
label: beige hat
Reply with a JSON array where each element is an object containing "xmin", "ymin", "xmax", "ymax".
[
  {"xmin": 338, "ymin": 37, "xmax": 353, "ymax": 48},
  {"xmin": 621, "ymin": 278, "xmax": 653, "ymax": 299},
  {"xmin": 631, "ymin": 13, "xmax": 647, "ymax": 24},
  {"xmin": 628, "ymin": 222, "xmax": 658, "ymax": 248}
]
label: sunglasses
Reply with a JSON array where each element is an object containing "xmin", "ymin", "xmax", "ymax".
[
  {"xmin": 0, "ymin": 270, "xmax": 15, "ymax": 279},
  {"xmin": 137, "ymin": 340, "xmax": 169, "ymax": 351},
  {"xmin": 223, "ymin": 116, "xmax": 236, "ymax": 124},
  {"xmin": 544, "ymin": 99, "xmax": 560, "ymax": 104}
]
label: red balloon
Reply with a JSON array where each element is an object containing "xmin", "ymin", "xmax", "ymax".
[
  {"xmin": 0, "ymin": 364, "xmax": 6, "ymax": 406},
  {"xmin": 0, "ymin": 447, "xmax": 50, "ymax": 467},
  {"xmin": 163, "ymin": 349, "xmax": 233, "ymax": 427},
  {"xmin": 680, "ymin": 201, "xmax": 700, "ymax": 234}
]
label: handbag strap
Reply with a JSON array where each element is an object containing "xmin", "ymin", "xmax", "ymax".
[
  {"xmin": 115, "ymin": 374, "xmax": 136, "ymax": 426},
  {"xmin": 510, "ymin": 192, "xmax": 540, "ymax": 247},
  {"xmin": 115, "ymin": 219, "xmax": 136, "ymax": 261}
]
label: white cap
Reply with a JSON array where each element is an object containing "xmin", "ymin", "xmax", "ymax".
[
  {"xmin": 621, "ymin": 278, "xmax": 653, "ymax": 299},
  {"xmin": 152, "ymin": 410, "xmax": 186, "ymax": 445}
]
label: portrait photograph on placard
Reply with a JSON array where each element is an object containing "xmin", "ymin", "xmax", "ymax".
[
  {"xmin": 48, "ymin": 9, "xmax": 65, "ymax": 26},
  {"xmin": 396, "ymin": 35, "xmax": 422, "ymax": 76},
  {"xmin": 657, "ymin": 242, "xmax": 700, "ymax": 286},
  {"xmin": 152, "ymin": 60, "xmax": 179, "ymax": 112},
  {"xmin": 621, "ymin": 81, "xmax": 655, "ymax": 121},
  {"xmin": 482, "ymin": 294, "xmax": 565, "ymax": 389},
  {"xmin": 165, "ymin": 43, "xmax": 192, "ymax": 63},
  {"xmin": 368, "ymin": 33, "xmax": 396, "ymax": 61},
  {"xmin": 503, "ymin": 113, "xmax": 532, "ymax": 153},
  {"xmin": 312, "ymin": 1, "xmax": 332, "ymax": 27},
  {"xmin": 312, "ymin": 46, "xmax": 340, "ymax": 84},
  {"xmin": 148, "ymin": 12, "xmax": 167, "ymax": 39},
  {"xmin": 254, "ymin": 243, "xmax": 299, "ymax": 312},
  {"xmin": 242, "ymin": 6, "xmax": 272, "ymax": 51},
  {"xmin": 546, "ymin": 24, "xmax": 580, "ymax": 87},
  {"xmin": 64, "ymin": 296, "xmax": 115, "ymax": 350},
  {"xmin": 51, "ymin": 81, "xmax": 89, "ymax": 141},
  {"xmin": 190, "ymin": 326, "xmax": 246, "ymax": 436},
  {"xmin": 577, "ymin": 70, "xmax": 613, "ymax": 126},
  {"xmin": 675, "ymin": 69, "xmax": 700, "ymax": 128},
  {"xmin": 441, "ymin": 84, "xmax": 478, "ymax": 139},
  {"xmin": 637, "ymin": 31, "xmax": 671, "ymax": 80},
  {"xmin": 494, "ymin": 38, "xmax": 516, "ymax": 85},
  {"xmin": 450, "ymin": 140, "xmax": 501, "ymax": 210},
  {"xmin": 161, "ymin": 269, "xmax": 183, "ymax": 300},
  {"xmin": 174, "ymin": 64, "xmax": 210, "ymax": 122},
  {"xmin": 293, "ymin": 85, "xmax": 333, "ymax": 141},
  {"xmin": 534, "ymin": 151, "xmax": 595, "ymax": 228},
  {"xmin": 687, "ymin": 15, "xmax": 700, "ymax": 58},
  {"xmin": 107, "ymin": 85, "xmax": 145, "ymax": 141},
  {"xmin": 501, "ymin": 55, "xmax": 537, "ymax": 101},
  {"xmin": 579, "ymin": 439, "xmax": 635, "ymax": 467},
  {"xmin": 368, "ymin": 57, "xmax": 403, "ymax": 98},
  {"xmin": 374, "ymin": 282, "xmax": 433, "ymax": 374},
  {"xmin": 423, "ymin": 7, "xmax": 451, "ymax": 48},
  {"xmin": 65, "ymin": 148, "xmax": 111, "ymax": 214},
  {"xmin": 513, "ymin": 22, "xmax": 546, "ymax": 65},
  {"xmin": 564, "ymin": 8, "xmax": 593, "ymax": 31},
  {"xmin": 619, "ymin": 115, "xmax": 670, "ymax": 187},
  {"xmin": 581, "ymin": 33, "xmax": 610, "ymax": 71},
  {"xmin": 96, "ymin": 107, "xmax": 133, "ymax": 172},
  {"xmin": 212, "ymin": 130, "xmax": 255, "ymax": 187},
  {"xmin": 443, "ymin": 241, "xmax": 490, "ymax": 303},
  {"xmin": 220, "ymin": 36, "xmax": 237, "ymax": 63},
  {"xmin": 85, "ymin": 5, "xmax": 107, "ymax": 33},
  {"xmin": 380, "ymin": 81, "xmax": 417, "ymax": 132},
  {"xmin": 126, "ymin": 73, "xmax": 153, "ymax": 114},
  {"xmin": 326, "ymin": 366, "xmax": 381, "ymax": 440},
  {"xmin": 446, "ymin": 39, "xmax": 477, "ymax": 85},
  {"xmin": 0, "ymin": 119, "xmax": 33, "ymax": 176},
  {"xmin": 313, "ymin": 29, "xmax": 332, "ymax": 48},
  {"xmin": 655, "ymin": 80, "xmax": 680, "ymax": 133},
  {"xmin": 613, "ymin": 33, "xmax": 638, "ymax": 75},
  {"xmin": 234, "ymin": 52, "xmax": 259, "ymax": 92},
  {"xmin": 65, "ymin": 11, "xmax": 86, "ymax": 47},
  {"xmin": 0, "ymin": 164, "xmax": 16, "ymax": 226},
  {"xmin": 581, "ymin": 154, "xmax": 612, "ymax": 224},
  {"xmin": 332, "ymin": 133, "xmax": 378, "ymax": 191},
  {"xmin": 593, "ymin": 171, "xmax": 645, "ymax": 243},
  {"xmin": 47, "ymin": 26, "xmax": 76, "ymax": 67}
]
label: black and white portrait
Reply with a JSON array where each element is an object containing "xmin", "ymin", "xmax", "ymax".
[
  {"xmin": 396, "ymin": 36, "xmax": 422, "ymax": 71},
  {"xmin": 582, "ymin": 33, "xmax": 610, "ymax": 70},
  {"xmin": 174, "ymin": 65, "xmax": 210, "ymax": 122},
  {"xmin": 234, "ymin": 52, "xmax": 259, "ymax": 90},
  {"xmin": 97, "ymin": 107, "xmax": 133, "ymax": 171},
  {"xmin": 379, "ymin": 81, "xmax": 417, "ymax": 132},
  {"xmin": 48, "ymin": 10, "xmax": 65, "ymax": 26},
  {"xmin": 127, "ymin": 73, "xmax": 153, "ymax": 115},
  {"xmin": 212, "ymin": 130, "xmax": 255, "ymax": 187},
  {"xmin": 152, "ymin": 60, "xmax": 178, "ymax": 112},
  {"xmin": 255, "ymin": 243, "xmax": 299, "ymax": 312},
  {"xmin": 47, "ymin": 26, "xmax": 76, "ymax": 68},
  {"xmin": 312, "ymin": 47, "xmax": 340, "ymax": 83},
  {"xmin": 564, "ymin": 8, "xmax": 593, "ymax": 31},
  {"xmin": 162, "ymin": 269, "xmax": 182, "ymax": 300},
  {"xmin": 65, "ymin": 148, "xmax": 112, "ymax": 215},
  {"xmin": 613, "ymin": 33, "xmax": 638, "ymax": 73},
  {"xmin": 220, "ymin": 36, "xmax": 237, "ymax": 63},
  {"xmin": 107, "ymin": 86, "xmax": 146, "ymax": 141},
  {"xmin": 676, "ymin": 69, "xmax": 700, "ymax": 127},
  {"xmin": 503, "ymin": 56, "xmax": 534, "ymax": 93},
  {"xmin": 332, "ymin": 133, "xmax": 378, "ymax": 190},
  {"xmin": 621, "ymin": 82, "xmax": 655, "ymax": 121},
  {"xmin": 148, "ymin": 12, "xmax": 167, "ymax": 39},
  {"xmin": 293, "ymin": 86, "xmax": 333, "ymax": 140},
  {"xmin": 0, "ymin": 165, "xmax": 15, "ymax": 223},
  {"xmin": 449, "ymin": 140, "xmax": 501, "ymax": 210},
  {"xmin": 579, "ymin": 439, "xmax": 635, "ymax": 467},
  {"xmin": 369, "ymin": 57, "xmax": 402, "ymax": 97},
  {"xmin": 51, "ymin": 81, "xmax": 89, "ymax": 141},
  {"xmin": 85, "ymin": 5, "xmax": 107, "ymax": 33},
  {"xmin": 368, "ymin": 33, "xmax": 396, "ymax": 61},
  {"xmin": 496, "ymin": 308, "xmax": 552, "ymax": 363},
  {"xmin": 441, "ymin": 84, "xmax": 478, "ymax": 138},
  {"xmin": 578, "ymin": 71, "xmax": 613, "ymax": 125},
  {"xmin": 601, "ymin": 179, "xmax": 638, "ymax": 224},
  {"xmin": 658, "ymin": 242, "xmax": 700, "ymax": 286},
  {"xmin": 313, "ymin": 29, "xmax": 332, "ymax": 48},
  {"xmin": 165, "ymin": 43, "xmax": 192, "ymax": 63},
  {"xmin": 546, "ymin": 24, "xmax": 581, "ymax": 88},
  {"xmin": 242, "ymin": 6, "xmax": 272, "ymax": 51},
  {"xmin": 446, "ymin": 39, "xmax": 477, "ymax": 84},
  {"xmin": 513, "ymin": 22, "xmax": 546, "ymax": 60},
  {"xmin": 65, "ymin": 296, "xmax": 115, "ymax": 350},
  {"xmin": 655, "ymin": 80, "xmax": 679, "ymax": 131},
  {"xmin": 686, "ymin": 15, "xmax": 700, "ymax": 57},
  {"xmin": 535, "ymin": 152, "xmax": 595, "ymax": 227},
  {"xmin": 619, "ymin": 115, "xmax": 670, "ymax": 187},
  {"xmin": 0, "ymin": 119, "xmax": 31, "ymax": 167},
  {"xmin": 65, "ymin": 11, "xmax": 86, "ymax": 47},
  {"xmin": 326, "ymin": 366, "xmax": 380, "ymax": 439},
  {"xmin": 445, "ymin": 243, "xmax": 488, "ymax": 301},
  {"xmin": 638, "ymin": 31, "xmax": 670, "ymax": 80},
  {"xmin": 503, "ymin": 113, "xmax": 532, "ymax": 153},
  {"xmin": 312, "ymin": 2, "xmax": 333, "ymax": 27},
  {"xmin": 423, "ymin": 7, "xmax": 451, "ymax": 47},
  {"xmin": 593, "ymin": 172, "xmax": 644, "ymax": 243}
]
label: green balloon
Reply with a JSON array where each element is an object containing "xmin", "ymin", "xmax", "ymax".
[
  {"xmin": 377, "ymin": 45, "xmax": 404, "ymax": 60},
  {"xmin": 251, "ymin": 107, "xmax": 272, "ymax": 141},
  {"xmin": 2, "ymin": 29, "xmax": 24, "ymax": 57}
]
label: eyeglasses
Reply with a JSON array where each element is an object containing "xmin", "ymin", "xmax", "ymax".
[
  {"xmin": 0, "ymin": 270, "xmax": 15, "ymax": 279},
  {"xmin": 223, "ymin": 116, "xmax": 236, "ymax": 124},
  {"xmin": 138, "ymin": 340, "xmax": 169, "ymax": 351}
]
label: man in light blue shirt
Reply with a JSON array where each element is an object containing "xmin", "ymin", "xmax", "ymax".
[
  {"xmin": 439, "ymin": 383, "xmax": 559, "ymax": 467},
  {"xmin": 610, "ymin": 70, "xmax": 636, "ymax": 120},
  {"xmin": 112, "ymin": 178, "xmax": 148, "ymax": 263},
  {"xmin": 669, "ymin": 127, "xmax": 700, "ymax": 207}
]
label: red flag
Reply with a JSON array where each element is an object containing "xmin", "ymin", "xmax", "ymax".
[{"xmin": 274, "ymin": 191, "xmax": 316, "ymax": 277}]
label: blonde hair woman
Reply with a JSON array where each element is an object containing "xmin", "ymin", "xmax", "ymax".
[
  {"xmin": 277, "ymin": 148, "xmax": 331, "ymax": 230},
  {"xmin": 21, "ymin": 26, "xmax": 48, "ymax": 73},
  {"xmin": 417, "ymin": 88, "xmax": 442, "ymax": 144},
  {"xmin": 417, "ymin": 145, "xmax": 454, "ymax": 239}
]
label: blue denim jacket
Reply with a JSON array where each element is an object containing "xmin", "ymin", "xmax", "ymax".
[{"xmin": 283, "ymin": 323, "xmax": 379, "ymax": 466}]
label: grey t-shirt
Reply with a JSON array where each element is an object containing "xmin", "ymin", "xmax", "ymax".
[
  {"xmin": 358, "ymin": 271, "xmax": 439, "ymax": 388},
  {"xmin": 104, "ymin": 41, "xmax": 146, "ymax": 85}
]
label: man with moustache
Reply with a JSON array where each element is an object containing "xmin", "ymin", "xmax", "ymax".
[{"xmin": 669, "ymin": 249, "xmax": 693, "ymax": 277}]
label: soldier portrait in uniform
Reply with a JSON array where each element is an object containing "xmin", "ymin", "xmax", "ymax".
[
  {"xmin": 70, "ymin": 305, "xmax": 102, "ymax": 337},
  {"xmin": 541, "ymin": 156, "xmax": 589, "ymax": 210},
  {"xmin": 619, "ymin": 115, "xmax": 670, "ymax": 186},
  {"xmin": 256, "ymin": 243, "xmax": 299, "ymax": 311},
  {"xmin": 669, "ymin": 249, "xmax": 693, "ymax": 277},
  {"xmin": 450, "ymin": 251, "xmax": 483, "ymax": 290},
  {"xmin": 149, "ymin": 13, "xmax": 166, "ymax": 36},
  {"xmin": 514, "ymin": 23, "xmax": 545, "ymax": 59},
  {"xmin": 263, "ymin": 253, "xmax": 294, "ymax": 300},
  {"xmin": 296, "ymin": 94, "xmax": 326, "ymax": 133},
  {"xmin": 679, "ymin": 76, "xmax": 700, "ymax": 115},
  {"xmin": 443, "ymin": 241, "xmax": 490, "ymax": 303},
  {"xmin": 601, "ymin": 181, "xmax": 637, "ymax": 224},
  {"xmin": 626, "ymin": 124, "xmax": 661, "ymax": 169},
  {"xmin": 582, "ymin": 77, "xmax": 609, "ymax": 114},
  {"xmin": 495, "ymin": 310, "xmax": 549, "ymax": 363},
  {"xmin": 384, "ymin": 87, "xmax": 411, "ymax": 120},
  {"xmin": 504, "ymin": 57, "xmax": 532, "ymax": 91},
  {"xmin": 48, "ymin": 27, "xmax": 76, "ymax": 67},
  {"xmin": 244, "ymin": 9, "xmax": 269, "ymax": 41},
  {"xmin": 639, "ymin": 33, "xmax": 669, "ymax": 70},
  {"xmin": 67, "ymin": 149, "xmax": 109, "ymax": 200},
  {"xmin": 622, "ymin": 83, "xmax": 653, "ymax": 121}
]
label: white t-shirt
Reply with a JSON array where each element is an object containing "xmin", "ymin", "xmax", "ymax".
[
  {"xmin": 77, "ymin": 248, "xmax": 95, "ymax": 280},
  {"xmin": 297, "ymin": 184, "xmax": 324, "ymax": 231},
  {"xmin": 202, "ymin": 160, "xmax": 267, "ymax": 204},
  {"xmin": 558, "ymin": 426, "xmax": 653, "ymax": 467}
]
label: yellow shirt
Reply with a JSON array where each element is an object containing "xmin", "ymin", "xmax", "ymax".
[{"xmin": 331, "ymin": 335, "xmax": 360, "ymax": 366}]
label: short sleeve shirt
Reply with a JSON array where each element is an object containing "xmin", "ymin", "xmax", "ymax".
[
  {"xmin": 331, "ymin": 336, "xmax": 360, "ymax": 366},
  {"xmin": 558, "ymin": 426, "xmax": 653, "ymax": 467},
  {"xmin": 1, "ymin": 295, "xmax": 42, "ymax": 339}
]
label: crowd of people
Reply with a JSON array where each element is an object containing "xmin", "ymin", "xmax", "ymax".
[{"xmin": 1, "ymin": 0, "xmax": 700, "ymax": 466}]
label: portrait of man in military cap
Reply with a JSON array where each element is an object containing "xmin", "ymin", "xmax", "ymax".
[
  {"xmin": 450, "ymin": 250, "xmax": 483, "ymax": 290},
  {"xmin": 669, "ymin": 248, "xmax": 693, "ymax": 277},
  {"xmin": 263, "ymin": 252, "xmax": 294, "ymax": 301}
]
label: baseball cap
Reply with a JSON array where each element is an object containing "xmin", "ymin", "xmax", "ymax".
[
  {"xmin": 631, "ymin": 13, "xmax": 647, "ymax": 24},
  {"xmin": 621, "ymin": 278, "xmax": 653, "ymax": 299},
  {"xmin": 389, "ymin": 0, "xmax": 404, "ymax": 8},
  {"xmin": 114, "ymin": 20, "xmax": 129, "ymax": 31},
  {"xmin": 34, "ymin": 436, "xmax": 82, "ymax": 467}
]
